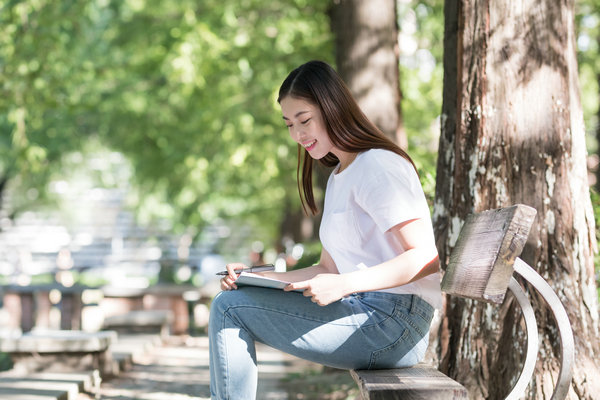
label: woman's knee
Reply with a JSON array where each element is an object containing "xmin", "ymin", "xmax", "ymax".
[
  {"xmin": 209, "ymin": 291, "xmax": 231, "ymax": 330},
  {"xmin": 209, "ymin": 289, "xmax": 248, "ymax": 322},
  {"xmin": 210, "ymin": 290, "xmax": 235, "ymax": 316}
]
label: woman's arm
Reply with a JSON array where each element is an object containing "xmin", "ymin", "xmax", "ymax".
[
  {"xmin": 340, "ymin": 218, "xmax": 439, "ymax": 294},
  {"xmin": 285, "ymin": 218, "xmax": 439, "ymax": 305}
]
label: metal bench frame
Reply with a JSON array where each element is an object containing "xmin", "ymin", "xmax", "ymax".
[{"xmin": 504, "ymin": 258, "xmax": 574, "ymax": 400}]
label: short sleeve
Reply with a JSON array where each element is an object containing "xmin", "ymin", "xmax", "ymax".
[{"xmin": 356, "ymin": 157, "xmax": 430, "ymax": 233}]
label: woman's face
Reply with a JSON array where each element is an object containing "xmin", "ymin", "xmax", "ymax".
[{"xmin": 280, "ymin": 96, "xmax": 336, "ymax": 160}]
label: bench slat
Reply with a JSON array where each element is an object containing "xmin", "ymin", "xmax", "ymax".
[
  {"xmin": 441, "ymin": 204, "xmax": 536, "ymax": 304},
  {"xmin": 0, "ymin": 330, "xmax": 116, "ymax": 353},
  {"xmin": 351, "ymin": 365, "xmax": 468, "ymax": 400},
  {"xmin": 0, "ymin": 370, "xmax": 99, "ymax": 400}
]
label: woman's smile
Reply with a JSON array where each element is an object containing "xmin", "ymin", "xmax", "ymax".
[{"xmin": 302, "ymin": 139, "xmax": 317, "ymax": 151}]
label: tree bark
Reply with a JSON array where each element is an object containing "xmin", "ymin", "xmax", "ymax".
[
  {"xmin": 329, "ymin": 0, "xmax": 407, "ymax": 147},
  {"xmin": 434, "ymin": 0, "xmax": 600, "ymax": 399}
]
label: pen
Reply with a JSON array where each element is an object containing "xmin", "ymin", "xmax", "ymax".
[{"xmin": 216, "ymin": 264, "xmax": 275, "ymax": 276}]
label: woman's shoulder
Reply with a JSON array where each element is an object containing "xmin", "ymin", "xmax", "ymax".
[
  {"xmin": 352, "ymin": 149, "xmax": 420, "ymax": 193},
  {"xmin": 358, "ymin": 148, "xmax": 415, "ymax": 171}
]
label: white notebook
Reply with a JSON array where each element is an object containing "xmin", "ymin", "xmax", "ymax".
[{"xmin": 235, "ymin": 272, "xmax": 302, "ymax": 292}]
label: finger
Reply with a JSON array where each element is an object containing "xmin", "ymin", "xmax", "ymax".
[
  {"xmin": 226, "ymin": 276, "xmax": 238, "ymax": 290},
  {"xmin": 312, "ymin": 296, "xmax": 327, "ymax": 306},
  {"xmin": 220, "ymin": 276, "xmax": 238, "ymax": 291},
  {"xmin": 220, "ymin": 278, "xmax": 231, "ymax": 291},
  {"xmin": 286, "ymin": 280, "xmax": 309, "ymax": 291},
  {"xmin": 283, "ymin": 283, "xmax": 301, "ymax": 291},
  {"xmin": 220, "ymin": 278, "xmax": 230, "ymax": 291},
  {"xmin": 226, "ymin": 263, "xmax": 247, "ymax": 280}
]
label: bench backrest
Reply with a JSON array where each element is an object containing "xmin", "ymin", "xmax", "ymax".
[{"xmin": 441, "ymin": 204, "xmax": 537, "ymax": 304}]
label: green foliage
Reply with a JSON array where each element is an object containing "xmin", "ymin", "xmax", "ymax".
[
  {"xmin": 396, "ymin": 0, "xmax": 444, "ymax": 208},
  {"xmin": 0, "ymin": 0, "xmax": 94, "ymax": 212},
  {"xmin": 290, "ymin": 240, "xmax": 322, "ymax": 270},
  {"xmin": 87, "ymin": 0, "xmax": 333, "ymax": 243},
  {"xmin": 29, "ymin": 273, "xmax": 54, "ymax": 285},
  {"xmin": 0, "ymin": 353, "xmax": 12, "ymax": 372},
  {"xmin": 1, "ymin": 0, "xmax": 332, "ymax": 249},
  {"xmin": 576, "ymin": 0, "xmax": 600, "ymax": 147},
  {"xmin": 76, "ymin": 272, "xmax": 109, "ymax": 288},
  {"xmin": 575, "ymin": 1, "xmax": 600, "ymax": 299}
]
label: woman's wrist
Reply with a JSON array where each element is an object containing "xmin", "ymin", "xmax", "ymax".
[{"xmin": 338, "ymin": 272, "xmax": 360, "ymax": 297}]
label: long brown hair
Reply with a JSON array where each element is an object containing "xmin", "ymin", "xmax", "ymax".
[{"xmin": 277, "ymin": 60, "xmax": 416, "ymax": 215}]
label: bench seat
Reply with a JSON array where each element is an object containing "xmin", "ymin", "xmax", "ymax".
[{"xmin": 351, "ymin": 365, "xmax": 468, "ymax": 400}]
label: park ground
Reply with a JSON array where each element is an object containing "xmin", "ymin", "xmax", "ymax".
[{"xmin": 78, "ymin": 335, "xmax": 359, "ymax": 400}]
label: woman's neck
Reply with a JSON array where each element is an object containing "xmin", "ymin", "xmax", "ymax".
[{"xmin": 335, "ymin": 151, "xmax": 358, "ymax": 174}]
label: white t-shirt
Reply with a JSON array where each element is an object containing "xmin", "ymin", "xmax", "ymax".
[{"xmin": 319, "ymin": 148, "xmax": 442, "ymax": 309}]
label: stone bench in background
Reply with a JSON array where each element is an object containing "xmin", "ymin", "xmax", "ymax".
[
  {"xmin": 0, "ymin": 370, "xmax": 100, "ymax": 400},
  {"xmin": 102, "ymin": 309, "xmax": 173, "ymax": 339},
  {"xmin": 0, "ymin": 330, "xmax": 117, "ymax": 378}
]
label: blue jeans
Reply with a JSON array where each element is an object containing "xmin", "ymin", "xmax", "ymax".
[{"xmin": 208, "ymin": 287, "xmax": 434, "ymax": 400}]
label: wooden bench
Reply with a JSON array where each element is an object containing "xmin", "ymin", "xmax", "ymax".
[{"xmin": 351, "ymin": 204, "xmax": 574, "ymax": 400}]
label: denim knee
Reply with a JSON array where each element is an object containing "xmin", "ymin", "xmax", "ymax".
[
  {"xmin": 208, "ymin": 290, "xmax": 249, "ymax": 330},
  {"xmin": 208, "ymin": 291, "xmax": 231, "ymax": 331}
]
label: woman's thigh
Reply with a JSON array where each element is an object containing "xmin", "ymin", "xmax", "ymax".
[{"xmin": 209, "ymin": 287, "xmax": 433, "ymax": 370}]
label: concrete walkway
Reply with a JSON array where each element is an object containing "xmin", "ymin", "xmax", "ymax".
[{"xmin": 79, "ymin": 335, "xmax": 358, "ymax": 400}]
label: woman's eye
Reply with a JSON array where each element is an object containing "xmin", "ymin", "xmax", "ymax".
[
  {"xmin": 286, "ymin": 124, "xmax": 292, "ymax": 128},
  {"xmin": 300, "ymin": 118, "xmax": 311, "ymax": 125}
]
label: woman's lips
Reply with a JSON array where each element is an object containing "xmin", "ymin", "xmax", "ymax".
[{"xmin": 303, "ymin": 139, "xmax": 317, "ymax": 151}]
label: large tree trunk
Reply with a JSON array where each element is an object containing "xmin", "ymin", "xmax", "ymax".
[
  {"xmin": 329, "ymin": 0, "xmax": 407, "ymax": 147},
  {"xmin": 434, "ymin": 0, "xmax": 600, "ymax": 399}
]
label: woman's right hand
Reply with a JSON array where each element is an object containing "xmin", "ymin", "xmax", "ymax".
[{"xmin": 220, "ymin": 262, "xmax": 248, "ymax": 291}]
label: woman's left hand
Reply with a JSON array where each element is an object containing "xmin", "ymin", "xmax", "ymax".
[
  {"xmin": 220, "ymin": 262, "xmax": 248, "ymax": 291},
  {"xmin": 284, "ymin": 273, "xmax": 347, "ymax": 306}
]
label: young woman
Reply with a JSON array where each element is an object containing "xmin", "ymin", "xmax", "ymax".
[{"xmin": 209, "ymin": 60, "xmax": 442, "ymax": 400}]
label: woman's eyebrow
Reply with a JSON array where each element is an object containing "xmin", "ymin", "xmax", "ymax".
[{"xmin": 282, "ymin": 111, "xmax": 310, "ymax": 120}]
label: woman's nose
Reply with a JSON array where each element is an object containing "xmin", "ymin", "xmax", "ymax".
[{"xmin": 290, "ymin": 126, "xmax": 302, "ymax": 142}]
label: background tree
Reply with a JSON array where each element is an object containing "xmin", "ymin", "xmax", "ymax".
[
  {"xmin": 329, "ymin": 0, "xmax": 406, "ymax": 147},
  {"xmin": 434, "ymin": 0, "xmax": 600, "ymax": 399}
]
